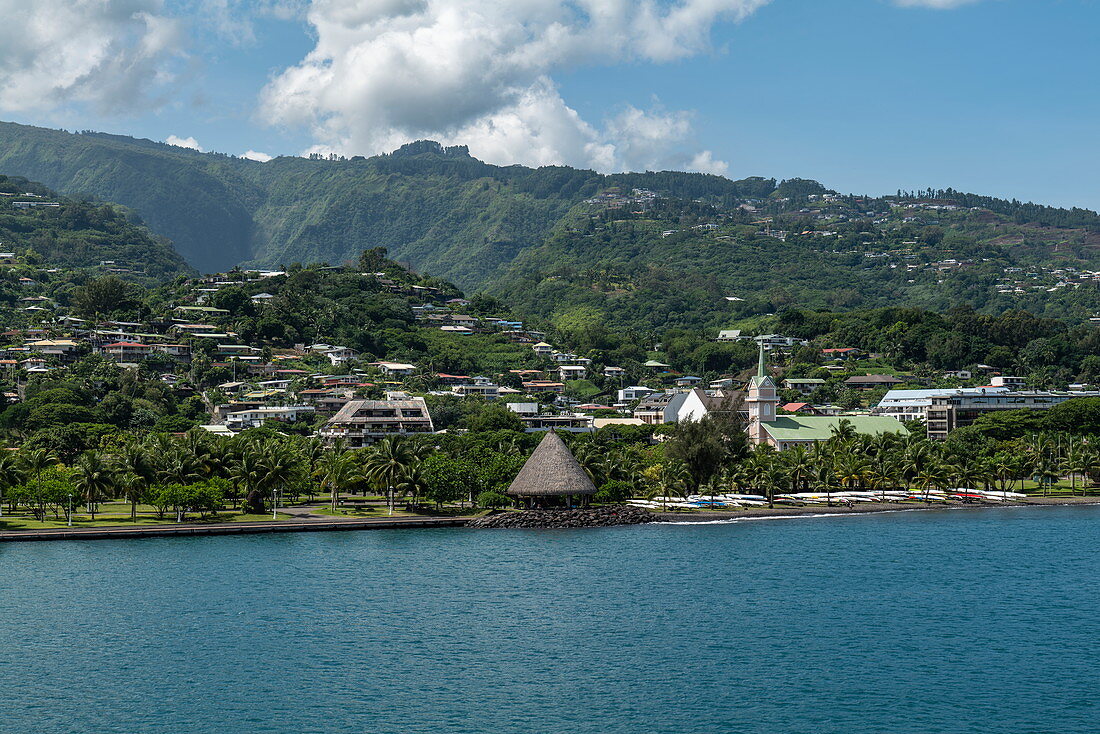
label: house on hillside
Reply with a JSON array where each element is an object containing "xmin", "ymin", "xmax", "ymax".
[
  {"xmin": 783, "ymin": 378, "xmax": 825, "ymax": 396},
  {"xmin": 371, "ymin": 361, "xmax": 417, "ymax": 377},
  {"xmin": 225, "ymin": 405, "xmax": 315, "ymax": 431},
  {"xmin": 617, "ymin": 385, "xmax": 654, "ymax": 403},
  {"xmin": 822, "ymin": 347, "xmax": 862, "ymax": 361}
]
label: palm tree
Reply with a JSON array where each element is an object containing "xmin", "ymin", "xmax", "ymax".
[
  {"xmin": 315, "ymin": 450, "xmax": 362, "ymax": 512},
  {"xmin": 72, "ymin": 451, "xmax": 115, "ymax": 521},
  {"xmin": 362, "ymin": 436, "xmax": 419, "ymax": 514},
  {"xmin": 21, "ymin": 448, "xmax": 59, "ymax": 521},
  {"xmin": 782, "ymin": 446, "xmax": 813, "ymax": 495},
  {"xmin": 395, "ymin": 463, "xmax": 430, "ymax": 507},
  {"xmin": 231, "ymin": 446, "xmax": 268, "ymax": 513},
  {"xmin": 834, "ymin": 452, "xmax": 870, "ymax": 496},
  {"xmin": 1062, "ymin": 446, "xmax": 1090, "ymax": 497},
  {"xmin": 915, "ymin": 463, "xmax": 948, "ymax": 503},
  {"xmin": 0, "ymin": 451, "xmax": 26, "ymax": 518},
  {"xmin": 115, "ymin": 441, "xmax": 157, "ymax": 519},
  {"xmin": 829, "ymin": 419, "xmax": 858, "ymax": 445}
]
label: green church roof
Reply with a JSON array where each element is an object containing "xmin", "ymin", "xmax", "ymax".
[{"xmin": 762, "ymin": 415, "xmax": 907, "ymax": 441}]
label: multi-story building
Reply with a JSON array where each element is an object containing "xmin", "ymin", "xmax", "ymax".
[
  {"xmin": 875, "ymin": 387, "xmax": 1100, "ymax": 439},
  {"xmin": 225, "ymin": 405, "xmax": 316, "ymax": 431},
  {"xmin": 318, "ymin": 395, "xmax": 435, "ymax": 447}
]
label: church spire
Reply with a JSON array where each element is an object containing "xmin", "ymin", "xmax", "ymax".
[{"xmin": 757, "ymin": 338, "xmax": 766, "ymax": 378}]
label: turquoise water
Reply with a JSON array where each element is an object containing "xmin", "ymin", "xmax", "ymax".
[{"xmin": 3, "ymin": 506, "xmax": 1099, "ymax": 733}]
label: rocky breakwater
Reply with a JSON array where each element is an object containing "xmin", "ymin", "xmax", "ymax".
[{"xmin": 467, "ymin": 505, "xmax": 656, "ymax": 529}]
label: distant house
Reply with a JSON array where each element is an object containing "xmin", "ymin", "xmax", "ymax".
[
  {"xmin": 558, "ymin": 365, "xmax": 587, "ymax": 380},
  {"xmin": 532, "ymin": 342, "xmax": 554, "ymax": 356},
  {"xmin": 99, "ymin": 341, "xmax": 153, "ymax": 362},
  {"xmin": 780, "ymin": 402, "xmax": 822, "ymax": 415},
  {"xmin": 323, "ymin": 346, "xmax": 360, "ymax": 365},
  {"xmin": 506, "ymin": 403, "xmax": 593, "ymax": 433},
  {"xmin": 225, "ymin": 405, "xmax": 315, "ymax": 431},
  {"xmin": 440, "ymin": 325, "xmax": 474, "ymax": 334},
  {"xmin": 822, "ymin": 347, "xmax": 861, "ymax": 361},
  {"xmin": 604, "ymin": 366, "xmax": 626, "ymax": 378},
  {"xmin": 617, "ymin": 385, "xmax": 654, "ymax": 402},
  {"xmin": 783, "ymin": 377, "xmax": 825, "ymax": 396},
  {"xmin": 371, "ymin": 361, "xmax": 417, "ymax": 377},
  {"xmin": 633, "ymin": 392, "xmax": 687, "ymax": 424},
  {"xmin": 844, "ymin": 375, "xmax": 904, "ymax": 390},
  {"xmin": 677, "ymin": 388, "xmax": 745, "ymax": 423},
  {"xmin": 522, "ymin": 380, "xmax": 565, "ymax": 394},
  {"xmin": 27, "ymin": 339, "xmax": 79, "ymax": 362}
]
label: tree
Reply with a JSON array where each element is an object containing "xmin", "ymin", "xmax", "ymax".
[
  {"xmin": 21, "ymin": 448, "xmax": 59, "ymax": 519},
  {"xmin": 72, "ymin": 451, "xmax": 115, "ymax": 520},
  {"xmin": 362, "ymin": 436, "xmax": 420, "ymax": 513},
  {"xmin": 0, "ymin": 452, "xmax": 26, "ymax": 517},
  {"xmin": 116, "ymin": 440, "xmax": 157, "ymax": 519},
  {"xmin": 71, "ymin": 275, "xmax": 142, "ymax": 317},
  {"xmin": 665, "ymin": 412, "xmax": 745, "ymax": 494},
  {"xmin": 314, "ymin": 449, "xmax": 362, "ymax": 512}
]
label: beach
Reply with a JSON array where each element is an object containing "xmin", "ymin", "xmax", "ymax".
[{"xmin": 656, "ymin": 495, "xmax": 1100, "ymax": 522}]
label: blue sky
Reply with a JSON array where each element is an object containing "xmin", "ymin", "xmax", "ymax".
[{"xmin": 1, "ymin": 0, "xmax": 1097, "ymax": 209}]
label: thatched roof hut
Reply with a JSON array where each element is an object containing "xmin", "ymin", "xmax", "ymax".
[{"xmin": 507, "ymin": 431, "xmax": 597, "ymax": 500}]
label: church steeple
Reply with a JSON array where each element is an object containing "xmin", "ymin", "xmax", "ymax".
[{"xmin": 746, "ymin": 338, "xmax": 778, "ymax": 438}]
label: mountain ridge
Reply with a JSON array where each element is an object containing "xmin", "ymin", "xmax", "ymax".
[{"xmin": 0, "ymin": 120, "xmax": 1097, "ymax": 333}]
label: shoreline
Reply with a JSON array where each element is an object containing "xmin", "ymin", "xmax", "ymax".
[
  {"xmin": 0, "ymin": 516, "xmax": 471, "ymax": 542},
  {"xmin": 655, "ymin": 496, "xmax": 1100, "ymax": 523},
  {"xmin": 1, "ymin": 497, "xmax": 1097, "ymax": 541}
]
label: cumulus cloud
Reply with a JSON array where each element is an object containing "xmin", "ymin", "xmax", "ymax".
[
  {"xmin": 261, "ymin": 0, "xmax": 767, "ymax": 172},
  {"xmin": 166, "ymin": 134, "xmax": 204, "ymax": 150},
  {"xmin": 241, "ymin": 149, "xmax": 273, "ymax": 161},
  {"xmin": 0, "ymin": 0, "xmax": 184, "ymax": 114}
]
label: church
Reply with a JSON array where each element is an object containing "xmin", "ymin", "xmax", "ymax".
[{"xmin": 745, "ymin": 345, "xmax": 907, "ymax": 451}]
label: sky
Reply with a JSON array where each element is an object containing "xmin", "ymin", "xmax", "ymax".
[{"xmin": 0, "ymin": 0, "xmax": 1097, "ymax": 209}]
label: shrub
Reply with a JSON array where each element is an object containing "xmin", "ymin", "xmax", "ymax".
[
  {"xmin": 475, "ymin": 490, "xmax": 511, "ymax": 509},
  {"xmin": 595, "ymin": 480, "xmax": 633, "ymax": 504}
]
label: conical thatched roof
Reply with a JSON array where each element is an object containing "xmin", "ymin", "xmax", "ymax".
[{"xmin": 507, "ymin": 431, "xmax": 597, "ymax": 497}]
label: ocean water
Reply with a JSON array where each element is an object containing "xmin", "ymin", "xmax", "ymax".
[{"xmin": 2, "ymin": 506, "xmax": 1099, "ymax": 734}]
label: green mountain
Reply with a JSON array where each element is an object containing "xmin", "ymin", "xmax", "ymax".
[
  {"xmin": 0, "ymin": 122, "xmax": 776, "ymax": 280},
  {"xmin": 0, "ymin": 174, "xmax": 192, "ymax": 281},
  {"xmin": 0, "ymin": 120, "xmax": 1097, "ymax": 332}
]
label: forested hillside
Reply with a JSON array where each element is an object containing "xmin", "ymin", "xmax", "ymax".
[
  {"xmin": 0, "ymin": 120, "xmax": 1097, "ymax": 333},
  {"xmin": 0, "ymin": 175, "xmax": 192, "ymax": 281}
]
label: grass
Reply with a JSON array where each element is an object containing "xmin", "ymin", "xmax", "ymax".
[{"xmin": 0, "ymin": 510, "xmax": 297, "ymax": 531}]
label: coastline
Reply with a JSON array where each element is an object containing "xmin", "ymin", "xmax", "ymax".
[
  {"xmin": 656, "ymin": 496, "xmax": 1100, "ymax": 523},
  {"xmin": 2, "ymin": 497, "xmax": 1097, "ymax": 541}
]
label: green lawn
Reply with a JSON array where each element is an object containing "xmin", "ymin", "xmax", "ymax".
[{"xmin": 0, "ymin": 510, "xmax": 297, "ymax": 531}]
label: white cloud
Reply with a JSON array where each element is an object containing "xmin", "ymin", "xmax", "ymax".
[
  {"xmin": 241, "ymin": 149, "xmax": 273, "ymax": 161},
  {"xmin": 261, "ymin": 0, "xmax": 767, "ymax": 172},
  {"xmin": 0, "ymin": 0, "xmax": 184, "ymax": 114},
  {"xmin": 166, "ymin": 134, "xmax": 204, "ymax": 151}
]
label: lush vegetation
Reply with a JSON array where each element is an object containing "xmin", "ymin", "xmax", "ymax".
[
  {"xmin": 0, "ymin": 175, "xmax": 191, "ymax": 281},
  {"xmin": 2, "ymin": 120, "xmax": 1097, "ymax": 329}
]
